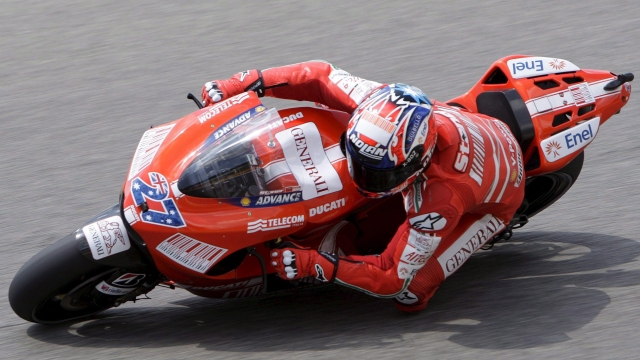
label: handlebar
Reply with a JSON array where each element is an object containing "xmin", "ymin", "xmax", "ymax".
[{"xmin": 187, "ymin": 93, "xmax": 204, "ymax": 109}]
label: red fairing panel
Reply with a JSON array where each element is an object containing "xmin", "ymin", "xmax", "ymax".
[{"xmin": 121, "ymin": 91, "xmax": 372, "ymax": 287}]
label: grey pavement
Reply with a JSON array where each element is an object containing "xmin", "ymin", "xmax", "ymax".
[{"xmin": 1, "ymin": 1, "xmax": 639, "ymax": 359}]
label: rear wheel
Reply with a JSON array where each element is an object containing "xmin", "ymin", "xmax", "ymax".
[
  {"xmin": 522, "ymin": 151, "xmax": 584, "ymax": 219},
  {"xmin": 9, "ymin": 232, "xmax": 149, "ymax": 323}
]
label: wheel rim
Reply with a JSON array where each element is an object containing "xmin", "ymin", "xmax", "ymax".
[{"xmin": 32, "ymin": 267, "xmax": 117, "ymax": 323}]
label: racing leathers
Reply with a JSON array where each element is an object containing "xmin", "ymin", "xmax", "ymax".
[{"xmin": 203, "ymin": 61, "xmax": 525, "ymax": 311}]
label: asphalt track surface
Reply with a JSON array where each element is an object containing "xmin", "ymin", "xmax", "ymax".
[{"xmin": 1, "ymin": 1, "xmax": 639, "ymax": 359}]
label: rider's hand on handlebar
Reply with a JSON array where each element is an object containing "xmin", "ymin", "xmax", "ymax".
[
  {"xmin": 201, "ymin": 81, "xmax": 224, "ymax": 106},
  {"xmin": 270, "ymin": 243, "xmax": 339, "ymax": 283}
]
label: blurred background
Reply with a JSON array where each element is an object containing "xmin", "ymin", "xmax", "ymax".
[{"xmin": 1, "ymin": 1, "xmax": 639, "ymax": 359}]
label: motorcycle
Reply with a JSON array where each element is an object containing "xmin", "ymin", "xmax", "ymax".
[{"xmin": 9, "ymin": 55, "xmax": 633, "ymax": 323}]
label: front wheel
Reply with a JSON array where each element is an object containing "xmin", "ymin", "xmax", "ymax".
[{"xmin": 9, "ymin": 232, "xmax": 153, "ymax": 324}]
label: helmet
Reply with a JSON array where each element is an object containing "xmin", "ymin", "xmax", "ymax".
[{"xmin": 345, "ymin": 84, "xmax": 437, "ymax": 198}]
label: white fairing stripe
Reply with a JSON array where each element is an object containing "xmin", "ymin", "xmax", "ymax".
[
  {"xmin": 475, "ymin": 120, "xmax": 500, "ymax": 203},
  {"xmin": 525, "ymin": 78, "xmax": 620, "ymax": 117},
  {"xmin": 264, "ymin": 159, "xmax": 290, "ymax": 183},
  {"xmin": 264, "ymin": 144, "xmax": 344, "ymax": 184},
  {"xmin": 485, "ymin": 123, "xmax": 510, "ymax": 203},
  {"xmin": 325, "ymin": 144, "xmax": 347, "ymax": 163},
  {"xmin": 128, "ymin": 124, "xmax": 175, "ymax": 180}
]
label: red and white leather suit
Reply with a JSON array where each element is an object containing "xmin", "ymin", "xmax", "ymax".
[{"xmin": 208, "ymin": 61, "xmax": 525, "ymax": 311}]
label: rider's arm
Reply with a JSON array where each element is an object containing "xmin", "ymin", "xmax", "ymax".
[
  {"xmin": 204, "ymin": 61, "xmax": 383, "ymax": 113},
  {"xmin": 334, "ymin": 180, "xmax": 466, "ymax": 297}
]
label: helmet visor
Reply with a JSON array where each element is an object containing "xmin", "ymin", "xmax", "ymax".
[{"xmin": 348, "ymin": 151, "xmax": 422, "ymax": 193}]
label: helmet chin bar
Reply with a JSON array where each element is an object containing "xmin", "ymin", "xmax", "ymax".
[{"xmin": 353, "ymin": 168, "xmax": 423, "ymax": 199}]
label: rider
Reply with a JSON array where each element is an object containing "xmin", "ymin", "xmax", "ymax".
[{"xmin": 201, "ymin": 61, "xmax": 525, "ymax": 312}]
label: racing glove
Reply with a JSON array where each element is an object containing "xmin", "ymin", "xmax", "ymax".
[
  {"xmin": 270, "ymin": 243, "xmax": 339, "ymax": 283},
  {"xmin": 201, "ymin": 81, "xmax": 224, "ymax": 106},
  {"xmin": 201, "ymin": 69, "xmax": 266, "ymax": 106}
]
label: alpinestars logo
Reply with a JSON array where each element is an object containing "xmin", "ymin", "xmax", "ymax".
[
  {"xmin": 315, "ymin": 264, "xmax": 328, "ymax": 282},
  {"xmin": 545, "ymin": 141, "xmax": 562, "ymax": 158},
  {"xmin": 239, "ymin": 70, "xmax": 250, "ymax": 82},
  {"xmin": 410, "ymin": 213, "xmax": 447, "ymax": 231},
  {"xmin": 395, "ymin": 290, "xmax": 419, "ymax": 305},
  {"xmin": 549, "ymin": 58, "xmax": 566, "ymax": 70}
]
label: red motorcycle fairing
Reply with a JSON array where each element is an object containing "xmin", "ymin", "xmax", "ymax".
[
  {"xmin": 121, "ymin": 91, "xmax": 371, "ymax": 292},
  {"xmin": 121, "ymin": 56, "xmax": 633, "ymax": 298},
  {"xmin": 447, "ymin": 55, "xmax": 631, "ymax": 177}
]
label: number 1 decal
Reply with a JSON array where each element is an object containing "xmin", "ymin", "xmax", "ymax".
[{"xmin": 131, "ymin": 172, "xmax": 186, "ymax": 228}]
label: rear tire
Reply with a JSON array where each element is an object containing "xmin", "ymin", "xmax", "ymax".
[
  {"xmin": 9, "ymin": 232, "xmax": 120, "ymax": 323},
  {"xmin": 523, "ymin": 151, "xmax": 584, "ymax": 218}
]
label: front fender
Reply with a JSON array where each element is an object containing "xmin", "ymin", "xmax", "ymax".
[{"xmin": 75, "ymin": 204, "xmax": 154, "ymax": 269}]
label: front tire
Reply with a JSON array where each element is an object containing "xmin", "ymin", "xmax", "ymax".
[{"xmin": 9, "ymin": 232, "xmax": 121, "ymax": 323}]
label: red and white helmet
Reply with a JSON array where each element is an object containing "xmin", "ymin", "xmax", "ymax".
[{"xmin": 345, "ymin": 84, "xmax": 437, "ymax": 198}]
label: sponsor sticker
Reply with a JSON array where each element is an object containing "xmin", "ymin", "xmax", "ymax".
[
  {"xmin": 349, "ymin": 133, "xmax": 388, "ymax": 160},
  {"xmin": 197, "ymin": 92, "xmax": 251, "ymax": 124},
  {"xmin": 156, "ymin": 233, "xmax": 228, "ymax": 273},
  {"xmin": 540, "ymin": 117, "xmax": 600, "ymax": 162},
  {"xmin": 507, "ymin": 57, "xmax": 581, "ymax": 79},
  {"xmin": 123, "ymin": 205, "xmax": 140, "ymax": 225},
  {"xmin": 437, "ymin": 109, "xmax": 485, "ymax": 186},
  {"xmin": 82, "ymin": 216, "xmax": 131, "ymax": 260},
  {"xmin": 329, "ymin": 68, "xmax": 382, "ymax": 104},
  {"xmin": 397, "ymin": 229, "xmax": 441, "ymax": 280},
  {"xmin": 201, "ymin": 105, "xmax": 267, "ymax": 145},
  {"xmin": 437, "ymin": 214, "xmax": 504, "ymax": 277},
  {"xmin": 275, "ymin": 123, "xmax": 343, "ymax": 200},
  {"xmin": 236, "ymin": 191, "xmax": 303, "ymax": 207},
  {"xmin": 128, "ymin": 124, "xmax": 175, "ymax": 180},
  {"xmin": 282, "ymin": 111, "xmax": 304, "ymax": 123},
  {"xmin": 309, "ymin": 198, "xmax": 346, "ymax": 217},
  {"xmin": 95, "ymin": 281, "xmax": 135, "ymax": 296},
  {"xmin": 131, "ymin": 172, "xmax": 186, "ymax": 228},
  {"xmin": 219, "ymin": 191, "xmax": 304, "ymax": 208},
  {"xmin": 247, "ymin": 215, "xmax": 305, "ymax": 233},
  {"xmin": 569, "ymin": 83, "xmax": 595, "ymax": 105}
]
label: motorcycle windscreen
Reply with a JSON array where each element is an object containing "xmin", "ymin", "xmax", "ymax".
[{"xmin": 178, "ymin": 108, "xmax": 290, "ymax": 198}]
